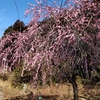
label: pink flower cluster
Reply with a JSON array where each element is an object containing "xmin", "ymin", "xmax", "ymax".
[{"xmin": 0, "ymin": 0, "xmax": 100, "ymax": 82}]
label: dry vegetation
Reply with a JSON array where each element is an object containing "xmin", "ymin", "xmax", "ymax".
[{"xmin": 0, "ymin": 79, "xmax": 100, "ymax": 100}]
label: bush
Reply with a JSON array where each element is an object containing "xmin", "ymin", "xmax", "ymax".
[
  {"xmin": 81, "ymin": 79, "xmax": 91, "ymax": 86},
  {"xmin": 91, "ymin": 71, "xmax": 100, "ymax": 85},
  {"xmin": 0, "ymin": 73, "xmax": 9, "ymax": 81},
  {"xmin": 96, "ymin": 82, "xmax": 100, "ymax": 86},
  {"xmin": 9, "ymin": 64, "xmax": 33, "ymax": 88},
  {"xmin": 8, "ymin": 66, "xmax": 22, "ymax": 88}
]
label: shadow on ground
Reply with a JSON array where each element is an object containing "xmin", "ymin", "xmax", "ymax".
[{"xmin": 5, "ymin": 92, "xmax": 59, "ymax": 100}]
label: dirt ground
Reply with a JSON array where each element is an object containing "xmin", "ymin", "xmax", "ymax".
[{"xmin": 0, "ymin": 79, "xmax": 100, "ymax": 100}]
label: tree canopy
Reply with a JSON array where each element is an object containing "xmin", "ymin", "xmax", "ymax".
[
  {"xmin": 0, "ymin": 0, "xmax": 100, "ymax": 100},
  {"xmin": 13, "ymin": 19, "xmax": 27, "ymax": 33},
  {"xmin": 4, "ymin": 20, "xmax": 27, "ymax": 35},
  {"xmin": 4, "ymin": 26, "xmax": 14, "ymax": 36}
]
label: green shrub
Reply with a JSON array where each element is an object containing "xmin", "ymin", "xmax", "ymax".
[
  {"xmin": 81, "ymin": 79, "xmax": 90, "ymax": 86},
  {"xmin": 96, "ymin": 82, "xmax": 100, "ymax": 86},
  {"xmin": 9, "ymin": 64, "xmax": 33, "ymax": 88},
  {"xmin": 8, "ymin": 66, "xmax": 22, "ymax": 88}
]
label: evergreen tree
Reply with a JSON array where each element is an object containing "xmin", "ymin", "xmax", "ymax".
[
  {"xmin": 13, "ymin": 19, "xmax": 27, "ymax": 33},
  {"xmin": 4, "ymin": 26, "xmax": 14, "ymax": 36}
]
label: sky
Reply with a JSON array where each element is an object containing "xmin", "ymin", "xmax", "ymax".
[
  {"xmin": 0, "ymin": 0, "xmax": 67, "ymax": 38},
  {"xmin": 0, "ymin": 0, "xmax": 35, "ymax": 38}
]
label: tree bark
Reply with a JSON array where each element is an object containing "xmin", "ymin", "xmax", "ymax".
[
  {"xmin": 68, "ymin": 77, "xmax": 79, "ymax": 100},
  {"xmin": 72, "ymin": 80, "xmax": 78, "ymax": 100}
]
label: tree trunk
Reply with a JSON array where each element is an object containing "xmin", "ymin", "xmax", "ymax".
[
  {"xmin": 68, "ymin": 78, "xmax": 79, "ymax": 100},
  {"xmin": 72, "ymin": 80, "xmax": 78, "ymax": 100}
]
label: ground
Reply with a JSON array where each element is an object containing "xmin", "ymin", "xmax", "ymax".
[{"xmin": 0, "ymin": 79, "xmax": 100, "ymax": 100}]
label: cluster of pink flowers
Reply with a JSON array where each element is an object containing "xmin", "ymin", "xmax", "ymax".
[{"xmin": 0, "ymin": 0, "xmax": 100, "ymax": 82}]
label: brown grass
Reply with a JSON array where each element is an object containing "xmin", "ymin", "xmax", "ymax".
[{"xmin": 0, "ymin": 79, "xmax": 100, "ymax": 100}]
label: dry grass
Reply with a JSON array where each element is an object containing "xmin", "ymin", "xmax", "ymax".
[
  {"xmin": 0, "ymin": 80, "xmax": 21, "ymax": 99},
  {"xmin": 0, "ymin": 79, "xmax": 100, "ymax": 100},
  {"xmin": 29, "ymin": 83, "xmax": 74, "ymax": 100},
  {"xmin": 0, "ymin": 80, "xmax": 73, "ymax": 100}
]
